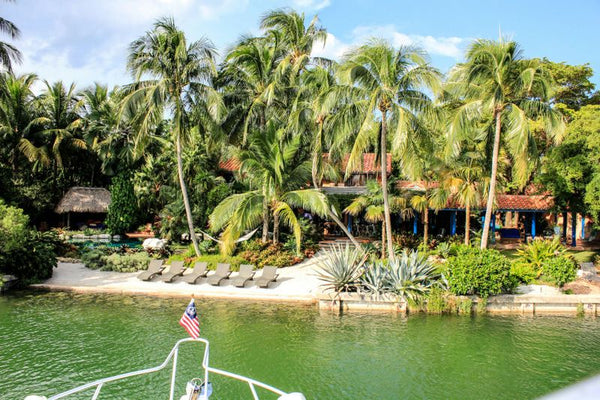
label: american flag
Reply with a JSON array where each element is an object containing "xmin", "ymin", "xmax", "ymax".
[{"xmin": 179, "ymin": 299, "xmax": 200, "ymax": 339}]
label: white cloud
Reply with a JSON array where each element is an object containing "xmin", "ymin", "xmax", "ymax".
[
  {"xmin": 312, "ymin": 25, "xmax": 467, "ymax": 61},
  {"xmin": 312, "ymin": 32, "xmax": 349, "ymax": 59},
  {"xmin": 292, "ymin": 0, "xmax": 331, "ymax": 11},
  {"xmin": 352, "ymin": 25, "xmax": 466, "ymax": 59}
]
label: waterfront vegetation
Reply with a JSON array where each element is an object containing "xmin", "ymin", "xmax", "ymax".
[{"xmin": 1, "ymin": 8, "xmax": 600, "ymax": 298}]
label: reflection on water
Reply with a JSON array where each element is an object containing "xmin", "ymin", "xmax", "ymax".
[{"xmin": 1, "ymin": 291, "xmax": 600, "ymax": 399}]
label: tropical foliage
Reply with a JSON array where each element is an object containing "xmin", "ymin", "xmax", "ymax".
[{"xmin": 1, "ymin": 8, "xmax": 599, "ymax": 288}]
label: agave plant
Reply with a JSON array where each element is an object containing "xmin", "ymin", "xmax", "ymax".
[
  {"xmin": 361, "ymin": 261, "xmax": 390, "ymax": 299},
  {"xmin": 386, "ymin": 249, "xmax": 444, "ymax": 302},
  {"xmin": 315, "ymin": 244, "xmax": 367, "ymax": 295}
]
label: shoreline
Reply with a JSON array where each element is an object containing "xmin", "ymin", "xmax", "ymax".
[
  {"xmin": 29, "ymin": 283, "xmax": 317, "ymax": 304},
  {"xmin": 25, "ymin": 261, "xmax": 600, "ymax": 316}
]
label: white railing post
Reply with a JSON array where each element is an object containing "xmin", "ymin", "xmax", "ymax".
[
  {"xmin": 249, "ymin": 382, "xmax": 259, "ymax": 400},
  {"xmin": 91, "ymin": 383, "xmax": 102, "ymax": 400},
  {"xmin": 169, "ymin": 346, "xmax": 179, "ymax": 400}
]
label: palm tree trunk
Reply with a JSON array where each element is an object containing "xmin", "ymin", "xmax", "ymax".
[
  {"xmin": 176, "ymin": 134, "xmax": 200, "ymax": 256},
  {"xmin": 381, "ymin": 219, "xmax": 386, "ymax": 259},
  {"xmin": 465, "ymin": 204, "xmax": 471, "ymax": 245},
  {"xmin": 481, "ymin": 109, "xmax": 502, "ymax": 249},
  {"xmin": 380, "ymin": 113, "xmax": 394, "ymax": 258},
  {"xmin": 273, "ymin": 211, "xmax": 280, "ymax": 244},
  {"xmin": 262, "ymin": 197, "xmax": 269, "ymax": 243},
  {"xmin": 312, "ymin": 139, "xmax": 321, "ymax": 189}
]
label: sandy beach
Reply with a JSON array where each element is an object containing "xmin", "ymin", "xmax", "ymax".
[{"xmin": 31, "ymin": 255, "xmax": 327, "ymax": 303}]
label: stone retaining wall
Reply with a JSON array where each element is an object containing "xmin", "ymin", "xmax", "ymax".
[{"xmin": 317, "ymin": 292, "xmax": 600, "ymax": 316}]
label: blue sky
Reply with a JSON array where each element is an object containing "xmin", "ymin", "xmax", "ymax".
[{"xmin": 4, "ymin": 0, "xmax": 599, "ymax": 89}]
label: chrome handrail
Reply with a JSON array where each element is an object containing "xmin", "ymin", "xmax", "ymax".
[{"xmin": 38, "ymin": 338, "xmax": 288, "ymax": 400}]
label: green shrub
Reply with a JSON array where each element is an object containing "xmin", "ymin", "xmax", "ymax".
[
  {"xmin": 426, "ymin": 287, "xmax": 447, "ymax": 314},
  {"xmin": 106, "ymin": 173, "xmax": 140, "ymax": 235},
  {"xmin": 169, "ymin": 254, "xmax": 247, "ymax": 271},
  {"xmin": 238, "ymin": 241, "xmax": 303, "ymax": 268},
  {"xmin": 510, "ymin": 262, "xmax": 537, "ymax": 284},
  {"xmin": 476, "ymin": 298, "xmax": 487, "ymax": 314},
  {"xmin": 198, "ymin": 240, "xmax": 217, "ymax": 255},
  {"xmin": 544, "ymin": 256, "xmax": 577, "ymax": 287},
  {"xmin": 80, "ymin": 248, "xmax": 106, "ymax": 270},
  {"xmin": 0, "ymin": 203, "xmax": 59, "ymax": 285},
  {"xmin": 457, "ymin": 298, "xmax": 473, "ymax": 315},
  {"xmin": 81, "ymin": 247, "xmax": 152, "ymax": 272},
  {"xmin": 102, "ymin": 252, "xmax": 152, "ymax": 272},
  {"xmin": 446, "ymin": 246, "xmax": 517, "ymax": 298},
  {"xmin": 516, "ymin": 238, "xmax": 566, "ymax": 277},
  {"xmin": 392, "ymin": 233, "xmax": 421, "ymax": 250}
]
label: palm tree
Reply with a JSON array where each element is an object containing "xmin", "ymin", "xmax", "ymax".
[
  {"xmin": 125, "ymin": 17, "xmax": 223, "ymax": 256},
  {"xmin": 345, "ymin": 180, "xmax": 409, "ymax": 258},
  {"xmin": 81, "ymin": 84, "xmax": 139, "ymax": 176},
  {"xmin": 338, "ymin": 39, "xmax": 440, "ymax": 257},
  {"xmin": 219, "ymin": 35, "xmax": 283, "ymax": 147},
  {"xmin": 209, "ymin": 122, "xmax": 330, "ymax": 255},
  {"xmin": 287, "ymin": 65, "xmax": 366, "ymax": 250},
  {"xmin": 439, "ymin": 152, "xmax": 488, "ymax": 244},
  {"xmin": 446, "ymin": 39, "xmax": 564, "ymax": 248},
  {"xmin": 19, "ymin": 80, "xmax": 86, "ymax": 169},
  {"xmin": 0, "ymin": 73, "xmax": 36, "ymax": 168},
  {"xmin": 260, "ymin": 9, "xmax": 327, "ymax": 79},
  {"xmin": 0, "ymin": 1, "xmax": 21, "ymax": 72}
]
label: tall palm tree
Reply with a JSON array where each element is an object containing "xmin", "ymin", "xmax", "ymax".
[
  {"xmin": 220, "ymin": 35, "xmax": 283, "ymax": 147},
  {"xmin": 345, "ymin": 179, "xmax": 409, "ymax": 258},
  {"xmin": 260, "ymin": 9, "xmax": 327, "ymax": 79},
  {"xmin": 288, "ymin": 65, "xmax": 366, "ymax": 250},
  {"xmin": 209, "ymin": 122, "xmax": 330, "ymax": 255},
  {"xmin": 0, "ymin": 0, "xmax": 21, "ymax": 72},
  {"xmin": 338, "ymin": 39, "xmax": 440, "ymax": 257},
  {"xmin": 0, "ymin": 72, "xmax": 36, "ymax": 168},
  {"xmin": 446, "ymin": 39, "xmax": 564, "ymax": 248},
  {"xmin": 125, "ymin": 17, "xmax": 223, "ymax": 256}
]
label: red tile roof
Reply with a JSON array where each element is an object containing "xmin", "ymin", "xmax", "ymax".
[
  {"xmin": 397, "ymin": 181, "xmax": 554, "ymax": 211},
  {"xmin": 219, "ymin": 153, "xmax": 392, "ymax": 174},
  {"xmin": 219, "ymin": 158, "xmax": 241, "ymax": 172},
  {"xmin": 496, "ymin": 195, "xmax": 554, "ymax": 211},
  {"xmin": 324, "ymin": 153, "xmax": 392, "ymax": 174}
]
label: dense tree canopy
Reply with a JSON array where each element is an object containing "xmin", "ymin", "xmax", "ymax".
[{"xmin": 0, "ymin": 9, "xmax": 598, "ymax": 257}]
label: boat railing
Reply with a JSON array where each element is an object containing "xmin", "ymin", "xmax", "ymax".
[{"xmin": 37, "ymin": 338, "xmax": 287, "ymax": 400}]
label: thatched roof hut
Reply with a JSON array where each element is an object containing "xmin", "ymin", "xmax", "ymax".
[{"xmin": 55, "ymin": 187, "xmax": 111, "ymax": 214}]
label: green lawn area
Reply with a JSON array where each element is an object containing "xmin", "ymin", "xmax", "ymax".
[
  {"xmin": 498, "ymin": 248, "xmax": 599, "ymax": 264},
  {"xmin": 568, "ymin": 250, "xmax": 599, "ymax": 264}
]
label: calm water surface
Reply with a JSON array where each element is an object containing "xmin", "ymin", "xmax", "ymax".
[{"xmin": 2, "ymin": 291, "xmax": 600, "ymax": 399}]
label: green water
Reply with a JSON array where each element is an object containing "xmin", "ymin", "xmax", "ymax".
[{"xmin": 2, "ymin": 292, "xmax": 600, "ymax": 399}]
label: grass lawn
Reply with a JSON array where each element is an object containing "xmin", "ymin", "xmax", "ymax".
[
  {"xmin": 568, "ymin": 250, "xmax": 599, "ymax": 264},
  {"xmin": 498, "ymin": 248, "xmax": 598, "ymax": 264}
]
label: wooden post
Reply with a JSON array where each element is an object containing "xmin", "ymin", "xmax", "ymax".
[{"xmin": 563, "ymin": 212, "xmax": 568, "ymax": 240}]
